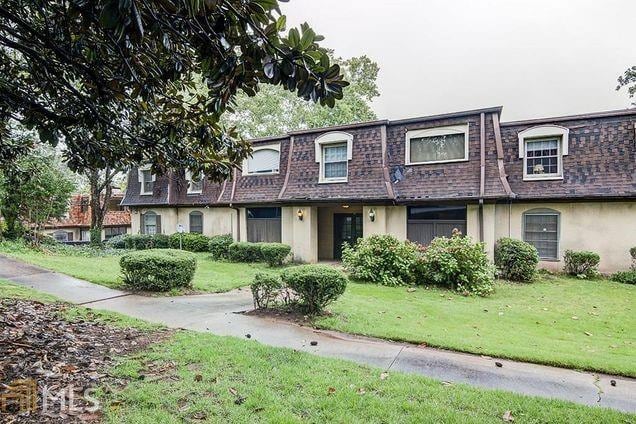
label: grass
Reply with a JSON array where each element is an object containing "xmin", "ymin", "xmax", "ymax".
[
  {"xmin": 2, "ymin": 279, "xmax": 634, "ymax": 423},
  {"xmin": 101, "ymin": 331, "xmax": 634, "ymax": 423},
  {"xmin": 0, "ymin": 242, "xmax": 286, "ymax": 293},
  {"xmin": 315, "ymin": 276, "xmax": 636, "ymax": 377}
]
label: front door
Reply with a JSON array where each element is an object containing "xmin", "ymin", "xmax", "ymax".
[{"xmin": 333, "ymin": 213, "xmax": 363, "ymax": 259}]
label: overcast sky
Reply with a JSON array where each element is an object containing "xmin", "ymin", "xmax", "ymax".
[{"xmin": 282, "ymin": 0, "xmax": 636, "ymax": 122}]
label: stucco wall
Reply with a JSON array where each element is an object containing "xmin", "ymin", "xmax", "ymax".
[
  {"xmin": 494, "ymin": 201, "xmax": 636, "ymax": 273},
  {"xmin": 130, "ymin": 207, "xmax": 237, "ymax": 239}
]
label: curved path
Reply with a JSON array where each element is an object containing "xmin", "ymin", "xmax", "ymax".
[{"xmin": 1, "ymin": 254, "xmax": 634, "ymax": 413}]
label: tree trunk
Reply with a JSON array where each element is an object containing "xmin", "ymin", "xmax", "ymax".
[{"xmin": 87, "ymin": 166, "xmax": 116, "ymax": 246}]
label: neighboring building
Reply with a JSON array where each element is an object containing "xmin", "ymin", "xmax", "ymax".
[
  {"xmin": 121, "ymin": 106, "xmax": 636, "ymax": 273},
  {"xmin": 44, "ymin": 192, "xmax": 131, "ymax": 242}
]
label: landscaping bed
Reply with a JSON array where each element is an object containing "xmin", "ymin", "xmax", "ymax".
[{"xmin": 0, "ymin": 286, "xmax": 170, "ymax": 423}]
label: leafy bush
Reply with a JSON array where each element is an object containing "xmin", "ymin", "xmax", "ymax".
[
  {"xmin": 228, "ymin": 242, "xmax": 263, "ymax": 262},
  {"xmin": 120, "ymin": 249, "xmax": 196, "ymax": 291},
  {"xmin": 281, "ymin": 265, "xmax": 347, "ymax": 314},
  {"xmin": 494, "ymin": 238, "xmax": 538, "ymax": 282},
  {"xmin": 89, "ymin": 228, "xmax": 102, "ymax": 246},
  {"xmin": 611, "ymin": 270, "xmax": 636, "ymax": 285},
  {"xmin": 209, "ymin": 234, "xmax": 234, "ymax": 259},
  {"xmin": 260, "ymin": 243, "xmax": 292, "ymax": 267},
  {"xmin": 169, "ymin": 233, "xmax": 210, "ymax": 252},
  {"xmin": 630, "ymin": 246, "xmax": 636, "ymax": 270},
  {"xmin": 342, "ymin": 235, "xmax": 419, "ymax": 286},
  {"xmin": 563, "ymin": 250, "xmax": 600, "ymax": 278},
  {"xmin": 152, "ymin": 233, "xmax": 171, "ymax": 248},
  {"xmin": 413, "ymin": 233, "xmax": 495, "ymax": 296},
  {"xmin": 104, "ymin": 234, "xmax": 129, "ymax": 249},
  {"xmin": 124, "ymin": 234, "xmax": 153, "ymax": 250},
  {"xmin": 250, "ymin": 273, "xmax": 283, "ymax": 309}
]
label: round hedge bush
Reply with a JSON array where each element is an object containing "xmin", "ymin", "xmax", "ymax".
[
  {"xmin": 260, "ymin": 242, "xmax": 292, "ymax": 267},
  {"xmin": 120, "ymin": 249, "xmax": 196, "ymax": 291},
  {"xmin": 494, "ymin": 237, "xmax": 539, "ymax": 282},
  {"xmin": 169, "ymin": 233, "xmax": 210, "ymax": 252},
  {"xmin": 281, "ymin": 264, "xmax": 347, "ymax": 314},
  {"xmin": 209, "ymin": 234, "xmax": 234, "ymax": 259}
]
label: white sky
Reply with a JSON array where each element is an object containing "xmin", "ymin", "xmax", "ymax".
[{"xmin": 282, "ymin": 0, "xmax": 636, "ymax": 122}]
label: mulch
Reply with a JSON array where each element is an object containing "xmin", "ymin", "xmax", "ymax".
[{"xmin": 0, "ymin": 298, "xmax": 172, "ymax": 423}]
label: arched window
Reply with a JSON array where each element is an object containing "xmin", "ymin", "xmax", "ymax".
[
  {"xmin": 143, "ymin": 211, "xmax": 160, "ymax": 235},
  {"xmin": 518, "ymin": 125, "xmax": 569, "ymax": 181},
  {"xmin": 314, "ymin": 131, "xmax": 353, "ymax": 182},
  {"xmin": 245, "ymin": 146, "xmax": 280, "ymax": 174},
  {"xmin": 189, "ymin": 211, "xmax": 203, "ymax": 234},
  {"xmin": 522, "ymin": 208, "xmax": 560, "ymax": 260}
]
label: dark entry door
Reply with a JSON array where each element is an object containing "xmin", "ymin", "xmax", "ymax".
[{"xmin": 333, "ymin": 213, "xmax": 363, "ymax": 259}]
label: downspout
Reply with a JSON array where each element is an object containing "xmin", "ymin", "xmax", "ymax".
[
  {"xmin": 491, "ymin": 112, "xmax": 517, "ymax": 238},
  {"xmin": 479, "ymin": 113, "xmax": 486, "ymax": 242}
]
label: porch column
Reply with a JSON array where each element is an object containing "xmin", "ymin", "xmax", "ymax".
[{"xmin": 291, "ymin": 205, "xmax": 318, "ymax": 263}]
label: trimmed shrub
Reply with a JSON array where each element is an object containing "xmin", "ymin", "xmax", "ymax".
[
  {"xmin": 260, "ymin": 243, "xmax": 292, "ymax": 267},
  {"xmin": 281, "ymin": 265, "xmax": 347, "ymax": 314},
  {"xmin": 169, "ymin": 233, "xmax": 210, "ymax": 252},
  {"xmin": 89, "ymin": 228, "xmax": 102, "ymax": 246},
  {"xmin": 153, "ymin": 234, "xmax": 171, "ymax": 248},
  {"xmin": 563, "ymin": 250, "xmax": 600, "ymax": 278},
  {"xmin": 104, "ymin": 234, "xmax": 129, "ymax": 249},
  {"xmin": 120, "ymin": 249, "xmax": 196, "ymax": 291},
  {"xmin": 209, "ymin": 234, "xmax": 234, "ymax": 260},
  {"xmin": 630, "ymin": 246, "xmax": 636, "ymax": 270},
  {"xmin": 124, "ymin": 234, "xmax": 154, "ymax": 250},
  {"xmin": 250, "ymin": 273, "xmax": 283, "ymax": 309},
  {"xmin": 413, "ymin": 232, "xmax": 495, "ymax": 296},
  {"xmin": 228, "ymin": 242, "xmax": 263, "ymax": 262},
  {"xmin": 494, "ymin": 238, "xmax": 538, "ymax": 282},
  {"xmin": 342, "ymin": 234, "xmax": 419, "ymax": 286},
  {"xmin": 611, "ymin": 270, "xmax": 636, "ymax": 285}
]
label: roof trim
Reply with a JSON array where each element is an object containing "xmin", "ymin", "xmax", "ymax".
[
  {"xmin": 389, "ymin": 106, "xmax": 503, "ymax": 126},
  {"xmin": 501, "ymin": 108, "xmax": 636, "ymax": 127}
]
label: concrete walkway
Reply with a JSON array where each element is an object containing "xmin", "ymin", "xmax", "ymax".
[{"xmin": 1, "ymin": 255, "xmax": 635, "ymax": 413}]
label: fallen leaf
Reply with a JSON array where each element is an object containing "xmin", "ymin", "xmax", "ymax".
[
  {"xmin": 327, "ymin": 387, "xmax": 336, "ymax": 395},
  {"xmin": 194, "ymin": 374, "xmax": 202, "ymax": 382},
  {"xmin": 407, "ymin": 288, "xmax": 416, "ymax": 292},
  {"xmin": 571, "ymin": 316, "xmax": 579, "ymax": 320},
  {"xmin": 584, "ymin": 331, "xmax": 593, "ymax": 336},
  {"xmin": 441, "ymin": 381, "xmax": 453, "ymax": 386},
  {"xmin": 502, "ymin": 410, "xmax": 514, "ymax": 422},
  {"xmin": 229, "ymin": 387, "xmax": 239, "ymax": 396},
  {"xmin": 380, "ymin": 372, "xmax": 389, "ymax": 380},
  {"xmin": 357, "ymin": 388, "xmax": 366, "ymax": 395}
]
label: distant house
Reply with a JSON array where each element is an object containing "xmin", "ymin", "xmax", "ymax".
[
  {"xmin": 121, "ymin": 106, "xmax": 636, "ymax": 273},
  {"xmin": 44, "ymin": 192, "xmax": 131, "ymax": 242}
]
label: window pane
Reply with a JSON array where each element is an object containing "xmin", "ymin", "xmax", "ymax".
[
  {"xmin": 144, "ymin": 213, "xmax": 157, "ymax": 235},
  {"xmin": 247, "ymin": 149, "xmax": 280, "ymax": 174},
  {"xmin": 410, "ymin": 133, "xmax": 465, "ymax": 163},
  {"xmin": 324, "ymin": 144, "xmax": 347, "ymax": 162},
  {"xmin": 526, "ymin": 139, "xmax": 559, "ymax": 176},
  {"xmin": 524, "ymin": 214, "xmax": 558, "ymax": 259},
  {"xmin": 189, "ymin": 213, "xmax": 203, "ymax": 233},
  {"xmin": 142, "ymin": 170, "xmax": 154, "ymax": 193},
  {"xmin": 247, "ymin": 207, "xmax": 281, "ymax": 219},
  {"xmin": 408, "ymin": 205, "xmax": 467, "ymax": 220},
  {"xmin": 325, "ymin": 161, "xmax": 347, "ymax": 179}
]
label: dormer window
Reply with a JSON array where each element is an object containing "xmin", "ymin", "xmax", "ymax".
[
  {"xmin": 518, "ymin": 125, "xmax": 569, "ymax": 181},
  {"xmin": 406, "ymin": 125, "xmax": 469, "ymax": 165},
  {"xmin": 315, "ymin": 131, "xmax": 353, "ymax": 183},
  {"xmin": 186, "ymin": 170, "xmax": 203, "ymax": 194},
  {"xmin": 138, "ymin": 166, "xmax": 155, "ymax": 195},
  {"xmin": 244, "ymin": 144, "xmax": 280, "ymax": 175}
]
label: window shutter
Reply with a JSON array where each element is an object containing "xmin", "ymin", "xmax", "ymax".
[
  {"xmin": 156, "ymin": 215, "xmax": 162, "ymax": 234},
  {"xmin": 140, "ymin": 213, "xmax": 145, "ymax": 234}
]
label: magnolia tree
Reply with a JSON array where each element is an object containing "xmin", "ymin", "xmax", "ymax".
[
  {"xmin": 0, "ymin": 1, "xmax": 349, "ymax": 180},
  {"xmin": 617, "ymin": 66, "xmax": 636, "ymax": 105}
]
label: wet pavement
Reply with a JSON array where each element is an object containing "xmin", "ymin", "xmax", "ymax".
[{"xmin": 1, "ymin": 254, "xmax": 634, "ymax": 413}]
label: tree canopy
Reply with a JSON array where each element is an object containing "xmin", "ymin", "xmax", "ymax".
[
  {"xmin": 617, "ymin": 66, "xmax": 636, "ymax": 105},
  {"xmin": 223, "ymin": 54, "xmax": 379, "ymax": 138},
  {"xmin": 0, "ymin": 0, "xmax": 348, "ymax": 180}
]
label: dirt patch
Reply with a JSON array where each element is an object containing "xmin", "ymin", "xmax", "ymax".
[
  {"xmin": 0, "ymin": 299, "xmax": 171, "ymax": 423},
  {"xmin": 244, "ymin": 307, "xmax": 332, "ymax": 326}
]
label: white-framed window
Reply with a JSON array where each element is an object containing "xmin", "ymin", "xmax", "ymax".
[
  {"xmin": 315, "ymin": 131, "xmax": 353, "ymax": 183},
  {"xmin": 405, "ymin": 124, "xmax": 469, "ymax": 165},
  {"xmin": 138, "ymin": 166, "xmax": 155, "ymax": 195},
  {"xmin": 185, "ymin": 170, "xmax": 204, "ymax": 194},
  {"xmin": 518, "ymin": 125, "xmax": 569, "ymax": 181},
  {"xmin": 243, "ymin": 144, "xmax": 280, "ymax": 175},
  {"xmin": 523, "ymin": 208, "xmax": 560, "ymax": 260}
]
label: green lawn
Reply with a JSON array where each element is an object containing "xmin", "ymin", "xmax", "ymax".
[
  {"xmin": 2, "ymin": 279, "xmax": 634, "ymax": 423},
  {"xmin": 0, "ymin": 247, "xmax": 283, "ymax": 293},
  {"xmin": 315, "ymin": 276, "xmax": 636, "ymax": 377}
]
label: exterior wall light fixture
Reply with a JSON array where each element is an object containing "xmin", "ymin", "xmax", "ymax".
[
  {"xmin": 368, "ymin": 208, "xmax": 376, "ymax": 222},
  {"xmin": 297, "ymin": 209, "xmax": 304, "ymax": 221}
]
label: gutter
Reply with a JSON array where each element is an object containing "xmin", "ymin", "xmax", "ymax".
[
  {"xmin": 478, "ymin": 113, "xmax": 486, "ymax": 242},
  {"xmin": 380, "ymin": 125, "xmax": 396, "ymax": 200}
]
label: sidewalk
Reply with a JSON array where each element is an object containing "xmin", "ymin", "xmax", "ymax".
[{"xmin": 1, "ymin": 254, "xmax": 634, "ymax": 413}]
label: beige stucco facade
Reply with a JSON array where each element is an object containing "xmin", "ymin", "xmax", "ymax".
[
  {"xmin": 129, "ymin": 200, "xmax": 635, "ymax": 273},
  {"xmin": 44, "ymin": 226, "xmax": 131, "ymax": 242}
]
